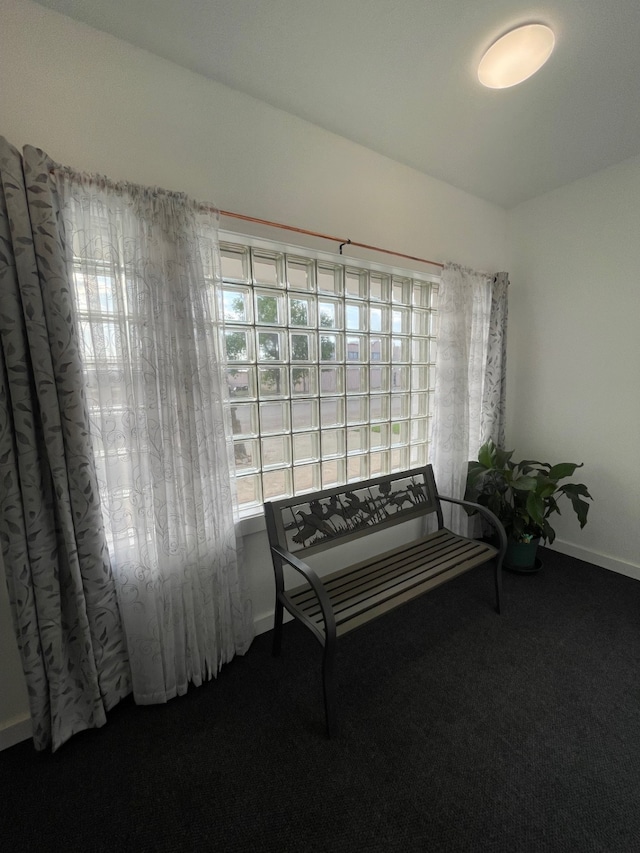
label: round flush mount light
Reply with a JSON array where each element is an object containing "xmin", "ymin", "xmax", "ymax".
[{"xmin": 478, "ymin": 23, "xmax": 555, "ymax": 89}]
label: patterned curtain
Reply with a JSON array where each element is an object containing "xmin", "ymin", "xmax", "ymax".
[
  {"xmin": 480, "ymin": 272, "xmax": 509, "ymax": 449},
  {"xmin": 54, "ymin": 169, "xmax": 255, "ymax": 704},
  {"xmin": 0, "ymin": 138, "xmax": 131, "ymax": 751},
  {"xmin": 432, "ymin": 262, "xmax": 509, "ymax": 534}
]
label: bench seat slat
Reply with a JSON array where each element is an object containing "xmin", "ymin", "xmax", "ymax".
[
  {"xmin": 290, "ymin": 532, "xmax": 488, "ymax": 610},
  {"xmin": 284, "ymin": 529, "xmax": 497, "ymax": 637},
  {"xmin": 291, "ymin": 535, "xmax": 489, "ymax": 615}
]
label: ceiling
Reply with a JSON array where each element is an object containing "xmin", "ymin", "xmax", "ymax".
[{"xmin": 33, "ymin": 0, "xmax": 640, "ymax": 208}]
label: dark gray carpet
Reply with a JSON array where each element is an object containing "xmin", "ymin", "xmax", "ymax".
[{"xmin": 2, "ymin": 548, "xmax": 640, "ymax": 852}]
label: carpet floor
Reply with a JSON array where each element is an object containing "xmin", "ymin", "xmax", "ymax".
[{"xmin": 2, "ymin": 548, "xmax": 640, "ymax": 852}]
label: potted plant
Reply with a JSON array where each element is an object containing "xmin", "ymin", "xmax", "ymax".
[{"xmin": 465, "ymin": 440, "xmax": 592, "ymax": 572}]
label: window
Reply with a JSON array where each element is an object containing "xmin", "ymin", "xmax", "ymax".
[{"xmin": 220, "ymin": 238, "xmax": 439, "ymax": 515}]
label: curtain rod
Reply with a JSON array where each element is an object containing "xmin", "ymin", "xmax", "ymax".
[{"xmin": 217, "ymin": 209, "xmax": 445, "ymax": 269}]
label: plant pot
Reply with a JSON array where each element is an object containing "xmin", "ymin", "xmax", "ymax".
[{"xmin": 504, "ymin": 537, "xmax": 541, "ymax": 573}]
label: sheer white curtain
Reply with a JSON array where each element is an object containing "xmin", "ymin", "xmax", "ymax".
[
  {"xmin": 57, "ymin": 172, "xmax": 254, "ymax": 703},
  {"xmin": 432, "ymin": 262, "xmax": 501, "ymax": 534}
]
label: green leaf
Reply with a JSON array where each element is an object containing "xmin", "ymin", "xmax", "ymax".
[
  {"xmin": 560, "ymin": 485, "xmax": 591, "ymax": 527},
  {"xmin": 560, "ymin": 483, "xmax": 592, "ymax": 500},
  {"xmin": 537, "ymin": 482, "xmax": 557, "ymax": 499},
  {"xmin": 493, "ymin": 446, "xmax": 514, "ymax": 469},
  {"xmin": 548, "ymin": 462, "xmax": 582, "ymax": 481},
  {"xmin": 525, "ymin": 491, "xmax": 545, "ymax": 528},
  {"xmin": 467, "ymin": 462, "xmax": 486, "ymax": 484},
  {"xmin": 542, "ymin": 519, "xmax": 556, "ymax": 544},
  {"xmin": 477, "ymin": 441, "xmax": 494, "ymax": 469},
  {"xmin": 511, "ymin": 475, "xmax": 538, "ymax": 492}
]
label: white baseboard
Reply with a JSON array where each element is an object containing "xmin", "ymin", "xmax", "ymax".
[
  {"xmin": 254, "ymin": 609, "xmax": 293, "ymax": 637},
  {"xmin": 551, "ymin": 540, "xmax": 640, "ymax": 581},
  {"xmin": 0, "ymin": 713, "xmax": 31, "ymax": 752}
]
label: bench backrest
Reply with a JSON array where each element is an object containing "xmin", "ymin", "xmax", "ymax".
[{"xmin": 264, "ymin": 465, "xmax": 442, "ymax": 559}]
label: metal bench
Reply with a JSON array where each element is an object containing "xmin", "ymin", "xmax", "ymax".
[{"xmin": 264, "ymin": 464, "xmax": 506, "ymax": 736}]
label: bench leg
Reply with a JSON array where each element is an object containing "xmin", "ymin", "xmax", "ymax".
[
  {"xmin": 494, "ymin": 558, "xmax": 503, "ymax": 615},
  {"xmin": 272, "ymin": 597, "xmax": 284, "ymax": 657},
  {"xmin": 322, "ymin": 638, "xmax": 338, "ymax": 738}
]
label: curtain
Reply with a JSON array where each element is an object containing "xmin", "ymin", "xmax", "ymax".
[
  {"xmin": 432, "ymin": 263, "xmax": 509, "ymax": 533},
  {"xmin": 0, "ymin": 138, "xmax": 131, "ymax": 751},
  {"xmin": 54, "ymin": 169, "xmax": 254, "ymax": 704},
  {"xmin": 481, "ymin": 272, "xmax": 509, "ymax": 449}
]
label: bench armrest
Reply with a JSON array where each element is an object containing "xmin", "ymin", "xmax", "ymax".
[
  {"xmin": 436, "ymin": 495, "xmax": 507, "ymax": 555},
  {"xmin": 271, "ymin": 544, "xmax": 337, "ymax": 640}
]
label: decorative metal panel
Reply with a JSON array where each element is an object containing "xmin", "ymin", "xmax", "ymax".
[{"xmin": 280, "ymin": 472, "xmax": 431, "ymax": 553}]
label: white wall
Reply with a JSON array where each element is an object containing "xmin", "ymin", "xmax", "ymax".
[
  {"xmin": 0, "ymin": 0, "xmax": 509, "ymax": 742},
  {"xmin": 1, "ymin": 0, "xmax": 508, "ymax": 273},
  {"xmin": 507, "ymin": 154, "xmax": 640, "ymax": 576}
]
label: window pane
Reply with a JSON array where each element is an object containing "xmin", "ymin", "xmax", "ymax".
[
  {"xmin": 289, "ymin": 296, "xmax": 314, "ymax": 327},
  {"xmin": 319, "ymin": 334, "xmax": 342, "ymax": 362},
  {"xmin": 369, "ymin": 395, "xmax": 389, "ymax": 422},
  {"xmin": 254, "ymin": 252, "xmax": 284, "ymax": 286},
  {"xmin": 287, "ymin": 257, "xmax": 315, "ymax": 291},
  {"xmin": 346, "ymin": 335, "xmax": 366, "ymax": 362},
  {"xmin": 369, "ymin": 423, "xmax": 390, "ymax": 450},
  {"xmin": 321, "ymin": 429, "xmax": 345, "ymax": 458},
  {"xmin": 234, "ymin": 439, "xmax": 260, "ymax": 473},
  {"xmin": 225, "ymin": 329, "xmax": 252, "ymax": 362},
  {"xmin": 236, "ymin": 474, "xmax": 261, "ymax": 509},
  {"xmin": 263, "ymin": 468, "xmax": 292, "ymax": 500},
  {"xmin": 346, "ymin": 366, "xmax": 368, "ymax": 394},
  {"xmin": 291, "ymin": 367, "xmax": 318, "ymax": 396},
  {"xmin": 370, "ymin": 366, "xmax": 390, "ymax": 393},
  {"xmin": 369, "ymin": 336, "xmax": 388, "ymax": 362},
  {"xmin": 227, "ymin": 367, "xmax": 256, "ymax": 400},
  {"xmin": 258, "ymin": 367, "xmax": 289, "ymax": 399},
  {"xmin": 293, "ymin": 464, "xmax": 321, "ymax": 493},
  {"xmin": 319, "ymin": 299, "xmax": 342, "ymax": 329},
  {"xmin": 369, "ymin": 273, "xmax": 389, "ymax": 302},
  {"xmin": 319, "ymin": 366, "xmax": 344, "ymax": 395},
  {"xmin": 223, "ymin": 287, "xmax": 251, "ymax": 322},
  {"xmin": 345, "ymin": 269, "xmax": 367, "ymax": 299},
  {"xmin": 220, "ymin": 244, "xmax": 250, "ymax": 282},
  {"xmin": 291, "ymin": 399, "xmax": 318, "ymax": 431},
  {"xmin": 322, "ymin": 459, "xmax": 346, "ymax": 488},
  {"xmin": 290, "ymin": 332, "xmax": 315, "ymax": 362},
  {"xmin": 346, "ymin": 396, "xmax": 368, "ymax": 424},
  {"xmin": 348, "ymin": 456, "xmax": 368, "ymax": 482},
  {"xmin": 231, "ymin": 404, "xmax": 258, "ymax": 437},
  {"xmin": 256, "ymin": 291, "xmax": 284, "ymax": 325},
  {"xmin": 293, "ymin": 433, "xmax": 319, "ymax": 464},
  {"xmin": 317, "ymin": 264, "xmax": 343, "ymax": 295},
  {"xmin": 262, "ymin": 435, "xmax": 291, "ymax": 469},
  {"xmin": 259, "ymin": 401, "xmax": 290, "ymax": 434},
  {"xmin": 258, "ymin": 330, "xmax": 286, "ymax": 362},
  {"xmin": 345, "ymin": 303, "xmax": 366, "ymax": 331},
  {"xmin": 321, "ymin": 397, "xmax": 345, "ymax": 427}
]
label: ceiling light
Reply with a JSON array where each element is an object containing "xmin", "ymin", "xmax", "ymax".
[{"xmin": 478, "ymin": 24, "xmax": 555, "ymax": 89}]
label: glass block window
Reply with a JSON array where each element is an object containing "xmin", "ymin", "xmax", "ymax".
[{"xmin": 221, "ymin": 240, "xmax": 439, "ymax": 515}]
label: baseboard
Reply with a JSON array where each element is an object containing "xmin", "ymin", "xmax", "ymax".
[
  {"xmin": 0, "ymin": 713, "xmax": 31, "ymax": 752},
  {"xmin": 551, "ymin": 540, "xmax": 640, "ymax": 581},
  {"xmin": 254, "ymin": 609, "xmax": 292, "ymax": 637}
]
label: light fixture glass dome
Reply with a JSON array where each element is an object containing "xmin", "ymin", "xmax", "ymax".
[{"xmin": 478, "ymin": 24, "xmax": 555, "ymax": 89}]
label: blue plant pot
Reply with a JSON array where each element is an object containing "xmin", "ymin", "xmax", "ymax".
[{"xmin": 505, "ymin": 537, "xmax": 541, "ymax": 572}]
